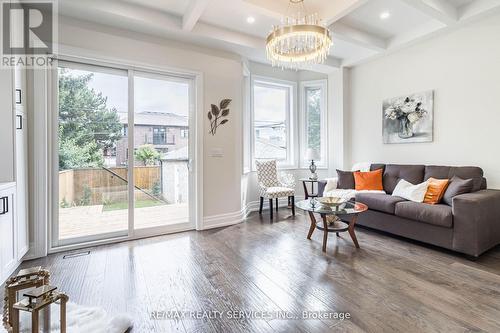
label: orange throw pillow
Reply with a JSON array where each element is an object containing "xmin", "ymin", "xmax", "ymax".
[
  {"xmin": 424, "ymin": 178, "xmax": 450, "ymax": 204},
  {"xmin": 354, "ymin": 169, "xmax": 384, "ymax": 191}
]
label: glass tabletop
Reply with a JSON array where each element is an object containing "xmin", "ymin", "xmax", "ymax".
[{"xmin": 295, "ymin": 199, "xmax": 368, "ymax": 215}]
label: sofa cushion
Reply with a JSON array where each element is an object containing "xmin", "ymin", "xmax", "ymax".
[
  {"xmin": 355, "ymin": 193, "xmax": 406, "ymax": 214},
  {"xmin": 382, "ymin": 164, "xmax": 426, "ymax": 194},
  {"xmin": 442, "ymin": 177, "xmax": 474, "ymax": 206},
  {"xmin": 336, "ymin": 169, "xmax": 356, "ymax": 189},
  {"xmin": 424, "ymin": 165, "xmax": 484, "ymax": 192},
  {"xmin": 395, "ymin": 201, "xmax": 453, "ymax": 228}
]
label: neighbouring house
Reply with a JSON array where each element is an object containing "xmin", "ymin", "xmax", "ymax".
[
  {"xmin": 114, "ymin": 111, "xmax": 189, "ymax": 166},
  {"xmin": 254, "ymin": 120, "xmax": 286, "ymax": 160},
  {"xmin": 161, "ymin": 146, "xmax": 188, "ymax": 204}
]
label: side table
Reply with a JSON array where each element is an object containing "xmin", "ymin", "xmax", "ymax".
[{"xmin": 300, "ymin": 178, "xmax": 320, "ymax": 200}]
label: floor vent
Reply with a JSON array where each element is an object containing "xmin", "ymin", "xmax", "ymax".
[{"xmin": 63, "ymin": 251, "xmax": 91, "ymax": 259}]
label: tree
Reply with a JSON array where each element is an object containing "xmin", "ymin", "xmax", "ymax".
[
  {"xmin": 59, "ymin": 134, "xmax": 104, "ymax": 170},
  {"xmin": 135, "ymin": 145, "xmax": 160, "ymax": 166},
  {"xmin": 58, "ymin": 69, "xmax": 122, "ymax": 170}
]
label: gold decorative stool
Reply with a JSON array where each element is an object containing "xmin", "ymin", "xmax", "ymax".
[
  {"xmin": 3, "ymin": 267, "xmax": 50, "ymax": 332},
  {"xmin": 11, "ymin": 285, "xmax": 68, "ymax": 333}
]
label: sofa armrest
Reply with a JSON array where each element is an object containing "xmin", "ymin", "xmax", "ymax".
[
  {"xmin": 318, "ymin": 181, "xmax": 327, "ymax": 197},
  {"xmin": 452, "ymin": 189, "xmax": 500, "ymax": 257},
  {"xmin": 317, "ymin": 177, "xmax": 339, "ymax": 197}
]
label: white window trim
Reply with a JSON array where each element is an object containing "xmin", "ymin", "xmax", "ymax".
[
  {"xmin": 299, "ymin": 79, "xmax": 328, "ymax": 169},
  {"xmin": 250, "ymin": 75, "xmax": 298, "ymax": 170},
  {"xmin": 242, "ymin": 63, "xmax": 251, "ymax": 174},
  {"xmin": 32, "ymin": 45, "xmax": 205, "ymax": 256}
]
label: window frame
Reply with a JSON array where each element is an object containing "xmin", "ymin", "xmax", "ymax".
[
  {"xmin": 299, "ymin": 79, "xmax": 328, "ymax": 169},
  {"xmin": 250, "ymin": 75, "xmax": 298, "ymax": 170}
]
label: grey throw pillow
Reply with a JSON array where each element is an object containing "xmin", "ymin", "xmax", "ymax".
[
  {"xmin": 443, "ymin": 177, "xmax": 474, "ymax": 206},
  {"xmin": 336, "ymin": 169, "xmax": 357, "ymax": 189}
]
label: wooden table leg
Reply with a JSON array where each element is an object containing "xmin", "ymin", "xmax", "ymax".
[
  {"xmin": 32, "ymin": 309, "xmax": 39, "ymax": 333},
  {"xmin": 307, "ymin": 211, "xmax": 316, "ymax": 239},
  {"xmin": 8, "ymin": 287, "xmax": 16, "ymax": 327},
  {"xmin": 303, "ymin": 181, "xmax": 309, "ymax": 200},
  {"xmin": 348, "ymin": 214, "xmax": 360, "ymax": 249},
  {"xmin": 60, "ymin": 296, "xmax": 67, "ymax": 333},
  {"xmin": 11, "ymin": 307, "xmax": 20, "ymax": 333},
  {"xmin": 322, "ymin": 214, "xmax": 329, "ymax": 252},
  {"xmin": 43, "ymin": 304, "xmax": 51, "ymax": 332}
]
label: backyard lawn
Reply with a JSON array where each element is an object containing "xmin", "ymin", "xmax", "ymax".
[{"xmin": 103, "ymin": 199, "xmax": 165, "ymax": 211}]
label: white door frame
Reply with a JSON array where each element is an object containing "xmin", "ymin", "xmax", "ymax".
[{"xmin": 43, "ymin": 49, "xmax": 203, "ymax": 253}]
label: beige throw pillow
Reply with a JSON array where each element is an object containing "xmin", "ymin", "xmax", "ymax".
[{"xmin": 392, "ymin": 179, "xmax": 429, "ymax": 203}]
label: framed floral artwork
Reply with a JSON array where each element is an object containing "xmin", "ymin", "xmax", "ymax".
[{"xmin": 383, "ymin": 90, "xmax": 434, "ymax": 144}]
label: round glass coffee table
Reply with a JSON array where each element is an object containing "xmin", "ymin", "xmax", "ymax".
[{"xmin": 295, "ymin": 199, "xmax": 368, "ymax": 253}]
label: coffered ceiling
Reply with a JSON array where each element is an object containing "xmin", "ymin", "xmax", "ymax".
[{"xmin": 59, "ymin": 0, "xmax": 500, "ymax": 72}]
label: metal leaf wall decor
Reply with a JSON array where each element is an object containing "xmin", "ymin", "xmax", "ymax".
[{"xmin": 208, "ymin": 99, "xmax": 231, "ymax": 135}]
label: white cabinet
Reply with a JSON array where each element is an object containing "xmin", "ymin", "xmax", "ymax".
[{"xmin": 0, "ymin": 183, "xmax": 17, "ymax": 283}]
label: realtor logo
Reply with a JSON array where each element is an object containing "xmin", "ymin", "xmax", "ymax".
[{"xmin": 1, "ymin": 0, "xmax": 57, "ymax": 67}]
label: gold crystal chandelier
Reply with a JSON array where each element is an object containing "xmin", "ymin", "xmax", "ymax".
[{"xmin": 266, "ymin": 0, "xmax": 333, "ymax": 70}]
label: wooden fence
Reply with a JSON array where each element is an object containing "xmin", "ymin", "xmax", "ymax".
[{"xmin": 59, "ymin": 166, "xmax": 161, "ymax": 206}]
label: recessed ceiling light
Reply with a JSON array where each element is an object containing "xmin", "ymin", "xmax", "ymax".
[
  {"xmin": 247, "ymin": 16, "xmax": 255, "ymax": 24},
  {"xmin": 380, "ymin": 11, "xmax": 391, "ymax": 20}
]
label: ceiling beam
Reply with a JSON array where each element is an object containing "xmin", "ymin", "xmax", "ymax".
[
  {"xmin": 399, "ymin": 0, "xmax": 458, "ymax": 25},
  {"xmin": 182, "ymin": 0, "xmax": 210, "ymax": 31},
  {"xmin": 459, "ymin": 0, "xmax": 500, "ymax": 21},
  {"xmin": 324, "ymin": 0, "xmax": 370, "ymax": 26},
  {"xmin": 193, "ymin": 22, "xmax": 263, "ymax": 49},
  {"xmin": 330, "ymin": 22, "xmax": 387, "ymax": 52}
]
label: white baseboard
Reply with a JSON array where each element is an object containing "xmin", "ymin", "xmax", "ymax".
[
  {"xmin": 201, "ymin": 198, "xmax": 293, "ymax": 230},
  {"xmin": 1, "ymin": 257, "xmax": 23, "ymax": 285},
  {"xmin": 201, "ymin": 209, "xmax": 246, "ymax": 230}
]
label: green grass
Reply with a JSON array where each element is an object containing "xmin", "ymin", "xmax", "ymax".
[{"xmin": 103, "ymin": 199, "xmax": 164, "ymax": 211}]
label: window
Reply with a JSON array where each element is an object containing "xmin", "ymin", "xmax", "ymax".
[
  {"xmin": 153, "ymin": 127, "xmax": 176, "ymax": 145},
  {"xmin": 300, "ymin": 80, "xmax": 327, "ymax": 167},
  {"xmin": 123, "ymin": 125, "xmax": 128, "ymax": 137},
  {"xmin": 153, "ymin": 126, "xmax": 166, "ymax": 144},
  {"xmin": 252, "ymin": 77, "xmax": 296, "ymax": 168},
  {"xmin": 181, "ymin": 129, "xmax": 188, "ymax": 139}
]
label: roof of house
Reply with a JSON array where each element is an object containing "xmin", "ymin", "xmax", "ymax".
[
  {"xmin": 161, "ymin": 146, "xmax": 188, "ymax": 161},
  {"xmin": 119, "ymin": 111, "xmax": 188, "ymax": 127},
  {"xmin": 254, "ymin": 139, "xmax": 286, "ymax": 159}
]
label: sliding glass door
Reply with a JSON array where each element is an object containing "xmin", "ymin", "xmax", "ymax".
[
  {"xmin": 53, "ymin": 60, "xmax": 195, "ymax": 248},
  {"xmin": 133, "ymin": 73, "xmax": 191, "ymax": 231},
  {"xmin": 55, "ymin": 62, "xmax": 129, "ymax": 244}
]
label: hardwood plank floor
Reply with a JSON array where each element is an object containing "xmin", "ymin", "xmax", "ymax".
[{"xmin": 2, "ymin": 210, "xmax": 500, "ymax": 333}]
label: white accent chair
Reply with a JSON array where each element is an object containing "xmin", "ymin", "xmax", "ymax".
[{"xmin": 255, "ymin": 160, "xmax": 295, "ymax": 219}]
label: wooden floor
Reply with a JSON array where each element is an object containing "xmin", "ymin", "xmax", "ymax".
[{"xmin": 3, "ymin": 210, "xmax": 500, "ymax": 333}]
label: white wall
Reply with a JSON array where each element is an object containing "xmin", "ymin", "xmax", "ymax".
[
  {"xmin": 54, "ymin": 18, "xmax": 243, "ymax": 225},
  {"xmin": 349, "ymin": 13, "xmax": 500, "ymax": 189}
]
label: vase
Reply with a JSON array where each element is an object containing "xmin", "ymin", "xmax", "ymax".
[{"xmin": 398, "ymin": 117, "xmax": 414, "ymax": 139}]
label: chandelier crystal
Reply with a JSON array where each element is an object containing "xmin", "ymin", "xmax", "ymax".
[{"xmin": 266, "ymin": 0, "xmax": 333, "ymax": 70}]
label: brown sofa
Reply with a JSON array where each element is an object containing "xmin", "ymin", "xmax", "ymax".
[{"xmin": 318, "ymin": 164, "xmax": 500, "ymax": 258}]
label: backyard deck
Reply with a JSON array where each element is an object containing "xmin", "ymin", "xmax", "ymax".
[{"xmin": 59, "ymin": 203, "xmax": 189, "ymax": 239}]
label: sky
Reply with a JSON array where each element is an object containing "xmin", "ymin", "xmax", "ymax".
[
  {"xmin": 62, "ymin": 68, "xmax": 189, "ymax": 116},
  {"xmin": 254, "ymin": 84, "xmax": 287, "ymax": 123}
]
